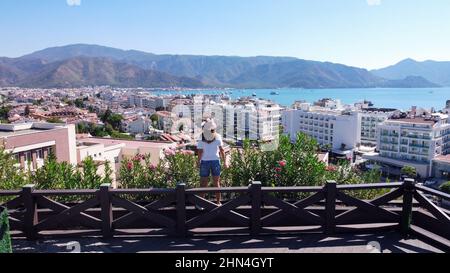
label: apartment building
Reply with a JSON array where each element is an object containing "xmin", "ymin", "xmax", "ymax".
[
  {"xmin": 282, "ymin": 102, "xmax": 361, "ymax": 154},
  {"xmin": 0, "ymin": 122, "xmax": 77, "ymax": 171},
  {"xmin": 363, "ymin": 113, "xmax": 450, "ymax": 178},
  {"xmin": 121, "ymin": 116, "xmax": 153, "ymax": 135},
  {"xmin": 360, "ymin": 108, "xmax": 397, "ymax": 147}
]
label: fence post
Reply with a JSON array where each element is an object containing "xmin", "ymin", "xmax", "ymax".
[
  {"xmin": 324, "ymin": 181, "xmax": 336, "ymax": 235},
  {"xmin": 176, "ymin": 183, "xmax": 186, "ymax": 237},
  {"xmin": 401, "ymin": 178, "xmax": 415, "ymax": 236},
  {"xmin": 100, "ymin": 183, "xmax": 113, "ymax": 239},
  {"xmin": 23, "ymin": 184, "xmax": 37, "ymax": 240},
  {"xmin": 250, "ymin": 181, "xmax": 262, "ymax": 236}
]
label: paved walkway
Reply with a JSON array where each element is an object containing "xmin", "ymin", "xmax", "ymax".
[{"xmin": 11, "ymin": 231, "xmax": 444, "ymax": 253}]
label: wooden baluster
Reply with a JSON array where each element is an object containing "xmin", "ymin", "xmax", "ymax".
[
  {"xmin": 250, "ymin": 181, "xmax": 262, "ymax": 236},
  {"xmin": 100, "ymin": 183, "xmax": 113, "ymax": 238},
  {"xmin": 176, "ymin": 183, "xmax": 186, "ymax": 237},
  {"xmin": 324, "ymin": 180, "xmax": 336, "ymax": 235},
  {"xmin": 400, "ymin": 178, "xmax": 415, "ymax": 236},
  {"xmin": 23, "ymin": 184, "xmax": 37, "ymax": 240}
]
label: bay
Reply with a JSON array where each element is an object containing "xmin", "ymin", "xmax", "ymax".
[{"xmin": 152, "ymin": 87, "xmax": 450, "ymax": 111}]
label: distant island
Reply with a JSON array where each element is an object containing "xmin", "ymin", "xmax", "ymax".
[{"xmin": 0, "ymin": 44, "xmax": 443, "ymax": 89}]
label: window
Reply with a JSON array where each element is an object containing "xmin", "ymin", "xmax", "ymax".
[
  {"xmin": 25, "ymin": 152, "xmax": 32, "ymax": 163},
  {"xmin": 14, "ymin": 154, "xmax": 20, "ymax": 163},
  {"xmin": 36, "ymin": 149, "xmax": 43, "ymax": 159}
]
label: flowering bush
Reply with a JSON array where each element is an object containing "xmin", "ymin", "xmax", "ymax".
[
  {"xmin": 119, "ymin": 154, "xmax": 165, "ymax": 189},
  {"xmin": 119, "ymin": 149, "xmax": 199, "ymax": 189},
  {"xmin": 224, "ymin": 134, "xmax": 327, "ymax": 188}
]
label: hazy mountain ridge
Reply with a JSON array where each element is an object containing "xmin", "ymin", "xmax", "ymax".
[
  {"xmin": 372, "ymin": 58, "xmax": 450, "ymax": 86},
  {"xmin": 0, "ymin": 44, "xmax": 441, "ymax": 88},
  {"xmin": 1, "ymin": 56, "xmax": 204, "ymax": 88}
]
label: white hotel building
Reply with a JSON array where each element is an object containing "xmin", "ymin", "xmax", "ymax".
[
  {"xmin": 363, "ymin": 113, "xmax": 450, "ymax": 178},
  {"xmin": 282, "ymin": 102, "xmax": 361, "ymax": 155},
  {"xmin": 360, "ymin": 108, "xmax": 397, "ymax": 147}
]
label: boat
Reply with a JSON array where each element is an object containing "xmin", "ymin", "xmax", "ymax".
[
  {"xmin": 252, "ymin": 92, "xmax": 257, "ymax": 97},
  {"xmin": 270, "ymin": 91, "xmax": 280, "ymax": 95}
]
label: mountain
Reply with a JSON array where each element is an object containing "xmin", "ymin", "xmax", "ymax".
[
  {"xmin": 0, "ymin": 57, "xmax": 49, "ymax": 85},
  {"xmin": 0, "ymin": 44, "xmax": 441, "ymax": 89},
  {"xmin": 372, "ymin": 58, "xmax": 450, "ymax": 86},
  {"xmin": 1, "ymin": 57, "xmax": 204, "ymax": 88},
  {"xmin": 22, "ymin": 44, "xmax": 298, "ymax": 86},
  {"xmin": 229, "ymin": 60, "xmax": 384, "ymax": 88}
]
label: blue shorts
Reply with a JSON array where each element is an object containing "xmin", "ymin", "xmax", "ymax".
[{"xmin": 200, "ymin": 160, "xmax": 221, "ymax": 177}]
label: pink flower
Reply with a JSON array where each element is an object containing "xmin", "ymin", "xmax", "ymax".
[
  {"xmin": 164, "ymin": 148, "xmax": 176, "ymax": 157},
  {"xmin": 127, "ymin": 162, "xmax": 133, "ymax": 171},
  {"xmin": 326, "ymin": 166, "xmax": 337, "ymax": 172},
  {"xmin": 278, "ymin": 160, "xmax": 287, "ymax": 167},
  {"xmin": 181, "ymin": 150, "xmax": 194, "ymax": 156},
  {"xmin": 149, "ymin": 164, "xmax": 157, "ymax": 171},
  {"xmin": 275, "ymin": 167, "xmax": 282, "ymax": 173}
]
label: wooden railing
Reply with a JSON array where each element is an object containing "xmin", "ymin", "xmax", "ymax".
[{"xmin": 1, "ymin": 179, "xmax": 449, "ymax": 247}]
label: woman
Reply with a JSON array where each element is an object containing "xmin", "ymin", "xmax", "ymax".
[{"xmin": 197, "ymin": 119, "xmax": 228, "ymax": 206}]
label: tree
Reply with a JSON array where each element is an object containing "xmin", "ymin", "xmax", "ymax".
[
  {"xmin": 24, "ymin": 106, "xmax": 30, "ymax": 117},
  {"xmin": 150, "ymin": 114, "xmax": 159, "ymax": 127},
  {"xmin": 101, "ymin": 109, "xmax": 123, "ymax": 131},
  {"xmin": 440, "ymin": 182, "xmax": 450, "ymax": 194},
  {"xmin": 0, "ymin": 148, "xmax": 27, "ymax": 190},
  {"xmin": 74, "ymin": 98, "xmax": 84, "ymax": 108},
  {"xmin": 0, "ymin": 106, "xmax": 11, "ymax": 123},
  {"xmin": 401, "ymin": 166, "xmax": 417, "ymax": 179}
]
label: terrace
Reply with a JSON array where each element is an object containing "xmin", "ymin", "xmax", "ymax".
[{"xmin": 1, "ymin": 179, "xmax": 449, "ymax": 253}]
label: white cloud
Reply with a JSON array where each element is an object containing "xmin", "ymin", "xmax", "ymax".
[
  {"xmin": 367, "ymin": 0, "xmax": 381, "ymax": 6},
  {"xmin": 67, "ymin": 0, "xmax": 81, "ymax": 6}
]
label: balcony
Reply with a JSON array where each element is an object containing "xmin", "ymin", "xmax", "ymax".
[
  {"xmin": 380, "ymin": 140, "xmax": 398, "ymax": 145},
  {"xmin": 409, "ymin": 144, "xmax": 429, "ymax": 148},
  {"xmin": 2, "ymin": 181, "xmax": 449, "ymax": 253}
]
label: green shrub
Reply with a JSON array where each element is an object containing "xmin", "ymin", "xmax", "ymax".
[
  {"xmin": 0, "ymin": 207, "xmax": 12, "ymax": 253},
  {"xmin": 440, "ymin": 182, "xmax": 450, "ymax": 194}
]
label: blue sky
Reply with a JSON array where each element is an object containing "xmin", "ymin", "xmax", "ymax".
[{"xmin": 1, "ymin": 0, "xmax": 450, "ymax": 69}]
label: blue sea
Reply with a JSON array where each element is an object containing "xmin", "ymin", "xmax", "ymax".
[{"xmin": 153, "ymin": 87, "xmax": 450, "ymax": 111}]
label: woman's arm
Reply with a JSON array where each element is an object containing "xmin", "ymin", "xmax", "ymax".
[
  {"xmin": 219, "ymin": 146, "xmax": 228, "ymax": 168},
  {"xmin": 197, "ymin": 149, "xmax": 203, "ymax": 168}
]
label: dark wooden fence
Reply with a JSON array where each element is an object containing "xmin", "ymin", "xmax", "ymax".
[{"xmin": 1, "ymin": 179, "xmax": 449, "ymax": 248}]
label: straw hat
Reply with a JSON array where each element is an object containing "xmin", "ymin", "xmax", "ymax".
[{"xmin": 202, "ymin": 119, "xmax": 217, "ymax": 142}]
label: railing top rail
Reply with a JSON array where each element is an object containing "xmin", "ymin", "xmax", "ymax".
[
  {"xmin": 415, "ymin": 184, "xmax": 450, "ymax": 201},
  {"xmin": 0, "ymin": 190, "xmax": 22, "ymax": 197},
  {"xmin": 32, "ymin": 189, "xmax": 98, "ymax": 196},
  {"xmin": 110, "ymin": 188, "xmax": 176, "ymax": 195},
  {"xmin": 337, "ymin": 182, "xmax": 403, "ymax": 191},
  {"xmin": 186, "ymin": 187, "xmax": 249, "ymax": 194},
  {"xmin": 262, "ymin": 186, "xmax": 323, "ymax": 193}
]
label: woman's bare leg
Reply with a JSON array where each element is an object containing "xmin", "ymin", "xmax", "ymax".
[
  {"xmin": 213, "ymin": 176, "xmax": 221, "ymax": 204},
  {"xmin": 200, "ymin": 177, "xmax": 209, "ymax": 200}
]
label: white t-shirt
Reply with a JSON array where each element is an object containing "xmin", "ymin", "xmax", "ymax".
[{"xmin": 197, "ymin": 135, "xmax": 224, "ymax": 161}]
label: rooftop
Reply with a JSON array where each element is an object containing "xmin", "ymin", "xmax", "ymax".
[
  {"xmin": 434, "ymin": 154, "xmax": 450, "ymax": 164},
  {"xmin": 78, "ymin": 137, "xmax": 176, "ymax": 149},
  {"xmin": 387, "ymin": 117, "xmax": 437, "ymax": 125},
  {"xmin": 0, "ymin": 122, "xmax": 67, "ymax": 138}
]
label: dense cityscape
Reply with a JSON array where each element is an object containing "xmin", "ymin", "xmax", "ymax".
[{"xmin": 1, "ymin": 86, "xmax": 449, "ymax": 195}]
